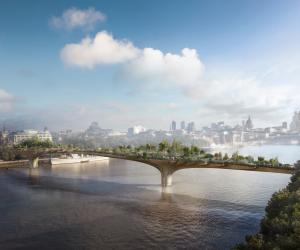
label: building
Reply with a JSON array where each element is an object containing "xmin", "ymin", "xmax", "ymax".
[
  {"xmin": 244, "ymin": 116, "xmax": 253, "ymax": 130},
  {"xmin": 85, "ymin": 122, "xmax": 113, "ymax": 137},
  {"xmin": 127, "ymin": 125, "xmax": 146, "ymax": 136},
  {"xmin": 211, "ymin": 121, "xmax": 225, "ymax": 131},
  {"xmin": 171, "ymin": 121, "xmax": 176, "ymax": 131},
  {"xmin": 12, "ymin": 128, "xmax": 52, "ymax": 145},
  {"xmin": 187, "ymin": 122, "xmax": 195, "ymax": 133},
  {"xmin": 0, "ymin": 128, "xmax": 9, "ymax": 145},
  {"xmin": 290, "ymin": 111, "xmax": 300, "ymax": 131},
  {"xmin": 180, "ymin": 121, "xmax": 185, "ymax": 130},
  {"xmin": 282, "ymin": 121, "xmax": 288, "ymax": 129}
]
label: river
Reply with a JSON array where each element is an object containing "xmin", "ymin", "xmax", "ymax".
[{"xmin": 0, "ymin": 145, "xmax": 297, "ymax": 249}]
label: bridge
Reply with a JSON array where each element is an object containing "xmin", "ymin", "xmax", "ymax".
[{"xmin": 14, "ymin": 148, "xmax": 294, "ymax": 187}]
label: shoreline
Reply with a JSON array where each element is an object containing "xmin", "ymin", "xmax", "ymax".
[
  {"xmin": 0, "ymin": 160, "xmax": 29, "ymax": 168},
  {"xmin": 0, "ymin": 159, "xmax": 50, "ymax": 169}
]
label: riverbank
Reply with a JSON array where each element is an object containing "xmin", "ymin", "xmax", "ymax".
[
  {"xmin": 0, "ymin": 159, "xmax": 50, "ymax": 168},
  {"xmin": 0, "ymin": 160, "xmax": 29, "ymax": 168}
]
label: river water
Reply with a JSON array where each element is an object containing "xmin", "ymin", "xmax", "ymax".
[{"xmin": 0, "ymin": 145, "xmax": 296, "ymax": 250}]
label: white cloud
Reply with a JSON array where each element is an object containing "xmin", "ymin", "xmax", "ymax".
[
  {"xmin": 185, "ymin": 72, "xmax": 300, "ymax": 125},
  {"xmin": 0, "ymin": 89, "xmax": 14, "ymax": 112},
  {"xmin": 60, "ymin": 31, "xmax": 204, "ymax": 88},
  {"xmin": 59, "ymin": 30, "xmax": 300, "ymax": 126},
  {"xmin": 124, "ymin": 48, "xmax": 204, "ymax": 86},
  {"xmin": 60, "ymin": 31, "xmax": 139, "ymax": 68},
  {"xmin": 50, "ymin": 7, "xmax": 106, "ymax": 30}
]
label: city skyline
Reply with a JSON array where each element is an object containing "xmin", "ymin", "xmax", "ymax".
[{"xmin": 1, "ymin": 0, "xmax": 300, "ymax": 131}]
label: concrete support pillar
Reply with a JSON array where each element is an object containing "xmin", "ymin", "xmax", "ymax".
[
  {"xmin": 29, "ymin": 157, "xmax": 39, "ymax": 168},
  {"xmin": 161, "ymin": 168, "xmax": 173, "ymax": 187}
]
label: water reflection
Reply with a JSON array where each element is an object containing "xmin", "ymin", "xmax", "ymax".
[{"xmin": 0, "ymin": 158, "xmax": 291, "ymax": 249}]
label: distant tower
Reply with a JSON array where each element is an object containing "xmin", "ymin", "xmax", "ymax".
[
  {"xmin": 245, "ymin": 116, "xmax": 253, "ymax": 130},
  {"xmin": 282, "ymin": 122, "xmax": 288, "ymax": 129},
  {"xmin": 180, "ymin": 121, "xmax": 185, "ymax": 130},
  {"xmin": 187, "ymin": 122, "xmax": 195, "ymax": 133},
  {"xmin": 290, "ymin": 111, "xmax": 300, "ymax": 131},
  {"xmin": 171, "ymin": 121, "xmax": 176, "ymax": 131}
]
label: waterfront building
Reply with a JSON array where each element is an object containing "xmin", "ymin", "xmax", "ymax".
[{"xmin": 12, "ymin": 128, "xmax": 52, "ymax": 145}]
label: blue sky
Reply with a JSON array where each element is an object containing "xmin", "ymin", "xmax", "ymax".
[{"xmin": 0, "ymin": 0, "xmax": 300, "ymax": 131}]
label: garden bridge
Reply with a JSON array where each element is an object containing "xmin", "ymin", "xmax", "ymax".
[{"xmin": 15, "ymin": 148, "xmax": 294, "ymax": 187}]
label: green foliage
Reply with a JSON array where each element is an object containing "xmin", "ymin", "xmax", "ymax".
[
  {"xmin": 18, "ymin": 137, "xmax": 54, "ymax": 148},
  {"xmin": 232, "ymin": 151, "xmax": 239, "ymax": 161},
  {"xmin": 171, "ymin": 140, "xmax": 182, "ymax": 152},
  {"xmin": 158, "ymin": 140, "xmax": 169, "ymax": 152},
  {"xmin": 214, "ymin": 152, "xmax": 223, "ymax": 160},
  {"xmin": 245, "ymin": 155, "xmax": 254, "ymax": 163},
  {"xmin": 233, "ymin": 166, "xmax": 300, "ymax": 250},
  {"xmin": 223, "ymin": 153, "xmax": 229, "ymax": 160},
  {"xmin": 204, "ymin": 153, "xmax": 213, "ymax": 159},
  {"xmin": 142, "ymin": 152, "xmax": 148, "ymax": 159},
  {"xmin": 106, "ymin": 141, "xmax": 285, "ymax": 168},
  {"xmin": 257, "ymin": 156, "xmax": 265, "ymax": 162},
  {"xmin": 269, "ymin": 157, "xmax": 279, "ymax": 167},
  {"xmin": 183, "ymin": 146, "xmax": 190, "ymax": 157},
  {"xmin": 294, "ymin": 160, "xmax": 300, "ymax": 170},
  {"xmin": 191, "ymin": 145, "xmax": 200, "ymax": 155},
  {"xmin": 0, "ymin": 147, "xmax": 16, "ymax": 161}
]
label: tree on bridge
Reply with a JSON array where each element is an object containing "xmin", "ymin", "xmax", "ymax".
[
  {"xmin": 17, "ymin": 137, "xmax": 54, "ymax": 149},
  {"xmin": 158, "ymin": 140, "xmax": 169, "ymax": 154}
]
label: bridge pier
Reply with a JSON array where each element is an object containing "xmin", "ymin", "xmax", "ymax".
[
  {"xmin": 160, "ymin": 168, "xmax": 173, "ymax": 187},
  {"xmin": 29, "ymin": 157, "xmax": 39, "ymax": 168}
]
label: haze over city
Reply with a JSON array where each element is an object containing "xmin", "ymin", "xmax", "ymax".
[{"xmin": 1, "ymin": 0, "xmax": 300, "ymax": 131}]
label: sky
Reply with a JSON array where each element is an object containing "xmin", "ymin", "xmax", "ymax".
[{"xmin": 0, "ymin": 0, "xmax": 300, "ymax": 131}]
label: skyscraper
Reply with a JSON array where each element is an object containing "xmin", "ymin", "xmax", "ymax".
[
  {"xmin": 171, "ymin": 121, "xmax": 176, "ymax": 131},
  {"xmin": 187, "ymin": 122, "xmax": 195, "ymax": 133},
  {"xmin": 180, "ymin": 121, "xmax": 185, "ymax": 130},
  {"xmin": 290, "ymin": 111, "xmax": 300, "ymax": 131}
]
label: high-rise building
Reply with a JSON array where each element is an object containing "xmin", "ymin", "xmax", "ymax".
[
  {"xmin": 187, "ymin": 122, "xmax": 195, "ymax": 133},
  {"xmin": 290, "ymin": 111, "xmax": 300, "ymax": 131},
  {"xmin": 180, "ymin": 121, "xmax": 185, "ymax": 130},
  {"xmin": 171, "ymin": 121, "xmax": 176, "ymax": 131}
]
